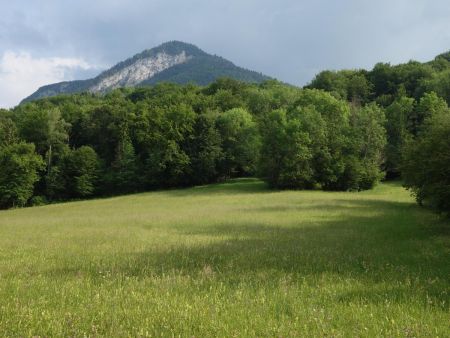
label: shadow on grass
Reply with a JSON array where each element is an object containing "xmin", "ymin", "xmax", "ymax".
[
  {"xmin": 137, "ymin": 200, "xmax": 444, "ymax": 277},
  {"xmin": 42, "ymin": 195, "xmax": 450, "ymax": 309},
  {"xmin": 135, "ymin": 199, "xmax": 447, "ymax": 308},
  {"xmin": 162, "ymin": 178, "xmax": 269, "ymax": 197},
  {"xmin": 246, "ymin": 198, "xmax": 412, "ymax": 214}
]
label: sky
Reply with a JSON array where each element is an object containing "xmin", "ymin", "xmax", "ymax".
[{"xmin": 1, "ymin": 0, "xmax": 449, "ymax": 108}]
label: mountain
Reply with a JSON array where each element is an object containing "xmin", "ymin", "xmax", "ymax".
[{"xmin": 22, "ymin": 41, "xmax": 271, "ymax": 103}]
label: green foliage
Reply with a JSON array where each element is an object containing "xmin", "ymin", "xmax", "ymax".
[
  {"xmin": 293, "ymin": 89, "xmax": 350, "ymax": 190},
  {"xmin": 384, "ymin": 96, "xmax": 415, "ymax": 177},
  {"xmin": 0, "ymin": 143, "xmax": 44, "ymax": 208},
  {"xmin": 418, "ymin": 69, "xmax": 450, "ymax": 104},
  {"xmin": 259, "ymin": 108, "xmax": 316, "ymax": 188},
  {"xmin": 402, "ymin": 105, "xmax": 450, "ymax": 213},
  {"xmin": 344, "ymin": 104, "xmax": 387, "ymax": 190},
  {"xmin": 308, "ymin": 53, "xmax": 449, "ymax": 189},
  {"xmin": 308, "ymin": 70, "xmax": 372, "ymax": 103},
  {"xmin": 29, "ymin": 195, "xmax": 48, "ymax": 207},
  {"xmin": 15, "ymin": 107, "xmax": 69, "ymax": 156},
  {"xmin": 216, "ymin": 108, "xmax": 260, "ymax": 177},
  {"xmin": 109, "ymin": 136, "xmax": 139, "ymax": 194},
  {"xmin": 140, "ymin": 103, "xmax": 196, "ymax": 187},
  {"xmin": 80, "ymin": 102, "xmax": 133, "ymax": 166},
  {"xmin": 45, "ymin": 162, "xmax": 68, "ymax": 200},
  {"xmin": 260, "ymin": 90, "xmax": 385, "ymax": 190},
  {"xmin": 310, "ymin": 58, "xmax": 445, "ymax": 108},
  {"xmin": 410, "ymin": 92, "xmax": 448, "ymax": 135},
  {"xmin": 65, "ymin": 146, "xmax": 100, "ymax": 198},
  {"xmin": 183, "ymin": 112, "xmax": 222, "ymax": 185},
  {"xmin": 244, "ymin": 80, "xmax": 302, "ymax": 118},
  {"xmin": 0, "ymin": 113, "xmax": 18, "ymax": 147},
  {"xmin": 368, "ymin": 61, "xmax": 434, "ymax": 102},
  {"xmin": 46, "ymin": 146, "xmax": 100, "ymax": 199}
]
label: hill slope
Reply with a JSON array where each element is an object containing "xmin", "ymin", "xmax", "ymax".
[
  {"xmin": 22, "ymin": 41, "xmax": 271, "ymax": 103},
  {"xmin": 0, "ymin": 179, "xmax": 448, "ymax": 336}
]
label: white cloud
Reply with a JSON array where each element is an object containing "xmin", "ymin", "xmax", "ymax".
[{"xmin": 0, "ymin": 51, "xmax": 94, "ymax": 108}]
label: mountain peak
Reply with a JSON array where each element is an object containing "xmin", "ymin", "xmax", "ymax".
[
  {"xmin": 154, "ymin": 40, "xmax": 206, "ymax": 53},
  {"xmin": 22, "ymin": 41, "xmax": 271, "ymax": 103},
  {"xmin": 133, "ymin": 41, "xmax": 208, "ymax": 61}
]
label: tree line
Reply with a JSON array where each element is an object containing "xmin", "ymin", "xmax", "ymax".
[
  {"xmin": 307, "ymin": 51, "xmax": 450, "ymax": 214},
  {"xmin": 1, "ymin": 50, "xmax": 449, "ymax": 214}
]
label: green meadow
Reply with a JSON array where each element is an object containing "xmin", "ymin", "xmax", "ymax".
[{"xmin": 0, "ymin": 179, "xmax": 448, "ymax": 336}]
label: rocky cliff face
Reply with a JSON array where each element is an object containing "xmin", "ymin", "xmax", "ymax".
[{"xmin": 89, "ymin": 51, "xmax": 191, "ymax": 92}]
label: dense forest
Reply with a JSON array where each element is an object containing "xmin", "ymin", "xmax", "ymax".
[{"xmin": 1, "ymin": 51, "xmax": 449, "ymax": 213}]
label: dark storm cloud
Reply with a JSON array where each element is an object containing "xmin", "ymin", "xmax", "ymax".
[{"xmin": 1, "ymin": 0, "xmax": 449, "ymax": 107}]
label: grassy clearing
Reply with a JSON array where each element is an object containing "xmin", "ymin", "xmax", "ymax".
[{"xmin": 0, "ymin": 179, "xmax": 448, "ymax": 336}]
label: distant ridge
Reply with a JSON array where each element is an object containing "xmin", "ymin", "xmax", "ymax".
[{"xmin": 22, "ymin": 41, "xmax": 271, "ymax": 103}]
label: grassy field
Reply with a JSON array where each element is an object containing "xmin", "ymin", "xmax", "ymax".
[{"xmin": 0, "ymin": 179, "xmax": 448, "ymax": 337}]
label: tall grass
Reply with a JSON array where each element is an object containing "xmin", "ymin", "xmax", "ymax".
[{"xmin": 0, "ymin": 179, "xmax": 448, "ymax": 336}]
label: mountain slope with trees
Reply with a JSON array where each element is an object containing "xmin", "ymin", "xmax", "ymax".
[{"xmin": 22, "ymin": 41, "xmax": 271, "ymax": 103}]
